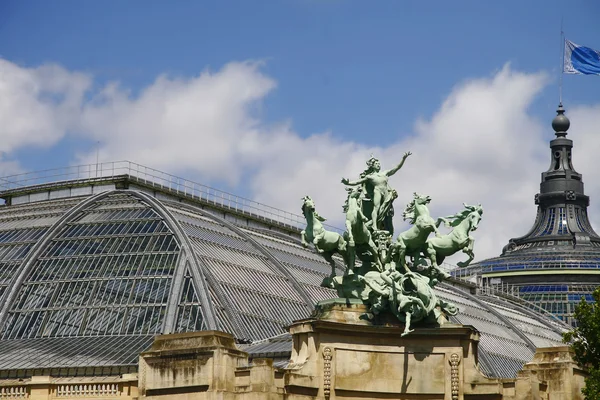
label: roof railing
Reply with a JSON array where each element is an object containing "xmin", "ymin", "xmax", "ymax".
[
  {"xmin": 476, "ymin": 282, "xmax": 571, "ymax": 328},
  {"xmin": 0, "ymin": 161, "xmax": 344, "ymax": 233},
  {"xmin": 451, "ymin": 260, "xmax": 600, "ymax": 278}
]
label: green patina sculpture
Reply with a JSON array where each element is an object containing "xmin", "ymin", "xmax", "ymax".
[
  {"xmin": 301, "ymin": 152, "xmax": 482, "ymax": 333},
  {"xmin": 301, "ymin": 195, "xmax": 349, "ymax": 279},
  {"xmin": 341, "ymin": 152, "xmax": 411, "ymax": 234},
  {"xmin": 343, "ymin": 187, "xmax": 382, "ymax": 272},
  {"xmin": 425, "ymin": 204, "xmax": 483, "ymax": 269},
  {"xmin": 392, "ymin": 193, "xmax": 441, "ymax": 274}
]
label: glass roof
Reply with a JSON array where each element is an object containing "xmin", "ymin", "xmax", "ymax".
[
  {"xmin": 1, "ymin": 193, "xmax": 181, "ymax": 340},
  {"xmin": 0, "ymin": 178, "xmax": 569, "ymax": 378}
]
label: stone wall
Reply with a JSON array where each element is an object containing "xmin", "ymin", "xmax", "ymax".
[
  {"xmin": 0, "ymin": 304, "xmax": 587, "ymax": 400},
  {"xmin": 133, "ymin": 303, "xmax": 585, "ymax": 400},
  {"xmin": 0, "ymin": 374, "xmax": 138, "ymax": 400}
]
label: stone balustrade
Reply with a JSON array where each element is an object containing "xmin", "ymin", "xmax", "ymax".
[{"xmin": 0, "ymin": 375, "xmax": 137, "ymax": 400}]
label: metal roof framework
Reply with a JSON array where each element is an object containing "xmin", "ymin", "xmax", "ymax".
[{"xmin": 0, "ymin": 167, "xmax": 571, "ymax": 379}]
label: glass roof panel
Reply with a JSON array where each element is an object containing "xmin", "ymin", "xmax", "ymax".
[
  {"xmin": 0, "ymin": 193, "xmax": 180, "ymax": 340},
  {"xmin": 174, "ymin": 269, "xmax": 207, "ymax": 333}
]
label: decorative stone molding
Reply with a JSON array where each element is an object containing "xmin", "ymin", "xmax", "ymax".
[
  {"xmin": 566, "ymin": 190, "xmax": 576, "ymax": 201},
  {"xmin": 56, "ymin": 383, "xmax": 119, "ymax": 397},
  {"xmin": 449, "ymin": 353, "xmax": 460, "ymax": 400},
  {"xmin": 568, "ymin": 204, "xmax": 575, "ymax": 219},
  {"xmin": 0, "ymin": 386, "xmax": 27, "ymax": 399},
  {"xmin": 322, "ymin": 347, "xmax": 332, "ymax": 400}
]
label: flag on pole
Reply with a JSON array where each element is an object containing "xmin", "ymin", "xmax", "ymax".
[{"xmin": 564, "ymin": 39, "xmax": 600, "ymax": 75}]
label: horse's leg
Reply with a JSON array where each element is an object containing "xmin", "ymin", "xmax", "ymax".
[
  {"xmin": 412, "ymin": 251, "xmax": 422, "ymax": 270},
  {"xmin": 436, "ymin": 217, "xmax": 450, "ymax": 228},
  {"xmin": 430, "ymin": 221, "xmax": 442, "ymax": 238},
  {"xmin": 336, "ymin": 236, "xmax": 353, "ymax": 274},
  {"xmin": 313, "ymin": 232, "xmax": 325, "ymax": 253},
  {"xmin": 396, "ymin": 240, "xmax": 409, "ymax": 273},
  {"xmin": 466, "ymin": 235, "xmax": 475, "ymax": 253},
  {"xmin": 313, "ymin": 231, "xmax": 324, "ymax": 244},
  {"xmin": 367, "ymin": 237, "xmax": 383, "ymax": 271},
  {"xmin": 320, "ymin": 253, "xmax": 337, "ymax": 288},
  {"xmin": 457, "ymin": 237, "xmax": 475, "ymax": 268},
  {"xmin": 344, "ymin": 245, "xmax": 356, "ymax": 274},
  {"xmin": 345, "ymin": 219, "xmax": 355, "ymax": 247},
  {"xmin": 301, "ymin": 230, "xmax": 308, "ymax": 247},
  {"xmin": 357, "ymin": 207, "xmax": 369, "ymax": 223},
  {"xmin": 337, "ymin": 234, "xmax": 347, "ymax": 252},
  {"xmin": 425, "ymin": 242, "xmax": 438, "ymax": 271},
  {"xmin": 323, "ymin": 253, "xmax": 337, "ymax": 278},
  {"xmin": 430, "ymin": 253, "xmax": 451, "ymax": 280}
]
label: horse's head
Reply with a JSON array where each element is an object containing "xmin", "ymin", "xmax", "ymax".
[
  {"xmin": 413, "ymin": 192, "xmax": 432, "ymax": 206},
  {"xmin": 467, "ymin": 205, "xmax": 483, "ymax": 231},
  {"xmin": 301, "ymin": 196, "xmax": 315, "ymax": 215},
  {"xmin": 343, "ymin": 187, "xmax": 363, "ymax": 213},
  {"xmin": 348, "ymin": 186, "xmax": 363, "ymax": 199}
]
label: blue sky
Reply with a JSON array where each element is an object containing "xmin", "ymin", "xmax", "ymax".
[
  {"xmin": 3, "ymin": 0, "xmax": 600, "ymax": 151},
  {"xmin": 2, "ymin": 0, "xmax": 600, "ymax": 260}
]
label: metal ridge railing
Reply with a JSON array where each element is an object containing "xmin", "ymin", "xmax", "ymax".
[
  {"xmin": 452, "ymin": 261, "xmax": 600, "ymax": 278},
  {"xmin": 476, "ymin": 282, "xmax": 572, "ymax": 329},
  {"xmin": 0, "ymin": 161, "xmax": 343, "ymax": 233}
]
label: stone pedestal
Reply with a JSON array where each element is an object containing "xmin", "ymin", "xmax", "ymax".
[
  {"xmin": 134, "ymin": 301, "xmax": 583, "ymax": 400},
  {"xmin": 516, "ymin": 346, "xmax": 586, "ymax": 400},
  {"xmin": 284, "ymin": 299, "xmax": 535, "ymax": 400},
  {"xmin": 139, "ymin": 330, "xmax": 249, "ymax": 400},
  {"xmin": 29, "ymin": 376, "xmax": 52, "ymax": 400}
]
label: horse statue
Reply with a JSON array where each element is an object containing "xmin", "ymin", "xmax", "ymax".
[
  {"xmin": 343, "ymin": 187, "xmax": 382, "ymax": 272},
  {"xmin": 390, "ymin": 193, "xmax": 440, "ymax": 273},
  {"xmin": 423, "ymin": 203, "xmax": 483, "ymax": 275},
  {"xmin": 301, "ymin": 196, "xmax": 349, "ymax": 280}
]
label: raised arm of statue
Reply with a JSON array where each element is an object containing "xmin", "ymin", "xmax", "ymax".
[
  {"xmin": 341, "ymin": 176, "xmax": 367, "ymax": 186},
  {"xmin": 384, "ymin": 151, "xmax": 412, "ymax": 177}
]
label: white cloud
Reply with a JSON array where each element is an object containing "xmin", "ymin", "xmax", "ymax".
[
  {"xmin": 0, "ymin": 60, "xmax": 90, "ymax": 177},
  {"xmin": 567, "ymin": 104, "xmax": 600, "ymax": 233},
  {"xmin": 5, "ymin": 57, "xmax": 600, "ymax": 265},
  {"xmin": 250, "ymin": 65, "xmax": 551, "ymax": 264},
  {"xmin": 77, "ymin": 61, "xmax": 276, "ymax": 185},
  {"xmin": 0, "ymin": 60, "xmax": 90, "ymax": 153}
]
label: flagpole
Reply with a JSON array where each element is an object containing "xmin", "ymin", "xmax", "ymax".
[{"xmin": 559, "ymin": 17, "xmax": 564, "ymax": 105}]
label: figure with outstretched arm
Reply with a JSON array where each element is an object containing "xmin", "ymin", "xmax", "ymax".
[{"xmin": 341, "ymin": 151, "xmax": 412, "ymax": 230}]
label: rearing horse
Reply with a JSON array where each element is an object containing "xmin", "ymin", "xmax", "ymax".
[
  {"xmin": 301, "ymin": 196, "xmax": 348, "ymax": 279},
  {"xmin": 391, "ymin": 193, "xmax": 440, "ymax": 273},
  {"xmin": 424, "ymin": 204, "xmax": 483, "ymax": 275}
]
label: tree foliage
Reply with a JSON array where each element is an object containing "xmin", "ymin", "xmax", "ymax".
[{"xmin": 563, "ymin": 288, "xmax": 600, "ymax": 399}]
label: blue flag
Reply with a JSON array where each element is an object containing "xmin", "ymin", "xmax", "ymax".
[{"xmin": 564, "ymin": 39, "xmax": 600, "ymax": 75}]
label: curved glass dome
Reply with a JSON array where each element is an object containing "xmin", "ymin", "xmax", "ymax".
[
  {"xmin": 0, "ymin": 164, "xmax": 569, "ymax": 379},
  {"xmin": 453, "ymin": 106, "xmax": 600, "ymax": 326}
]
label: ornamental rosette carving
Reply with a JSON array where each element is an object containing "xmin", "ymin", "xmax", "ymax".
[
  {"xmin": 323, "ymin": 347, "xmax": 332, "ymax": 400},
  {"xmin": 449, "ymin": 353, "xmax": 460, "ymax": 400}
]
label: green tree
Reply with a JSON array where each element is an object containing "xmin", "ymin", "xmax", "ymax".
[{"xmin": 563, "ymin": 287, "xmax": 600, "ymax": 399}]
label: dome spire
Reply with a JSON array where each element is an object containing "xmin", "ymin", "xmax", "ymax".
[
  {"xmin": 552, "ymin": 103, "xmax": 570, "ymax": 137},
  {"xmin": 500, "ymin": 103, "xmax": 597, "ymax": 252}
]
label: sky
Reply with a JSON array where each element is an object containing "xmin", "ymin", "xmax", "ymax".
[{"xmin": 2, "ymin": 0, "xmax": 600, "ymax": 263}]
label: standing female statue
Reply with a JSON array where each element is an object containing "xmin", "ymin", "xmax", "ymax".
[{"xmin": 341, "ymin": 151, "xmax": 411, "ymax": 233}]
